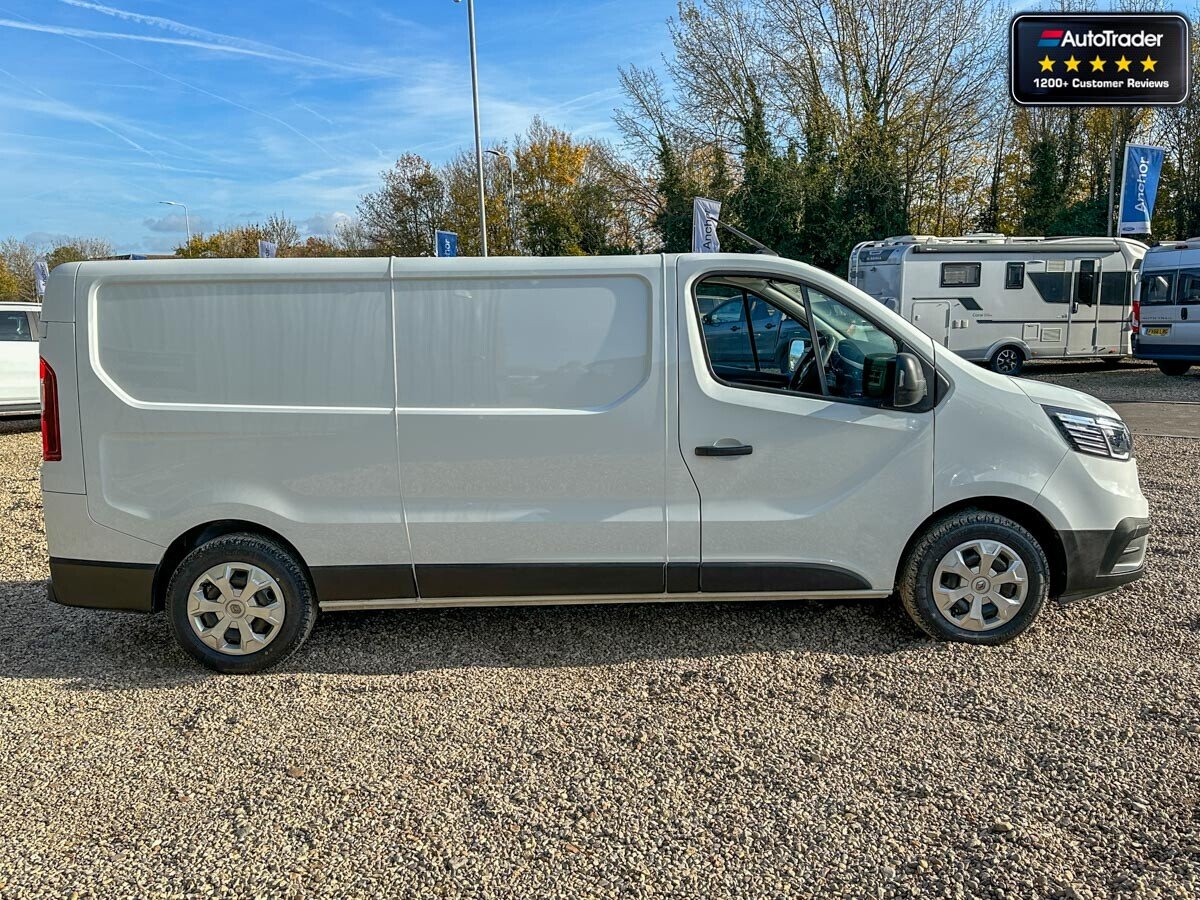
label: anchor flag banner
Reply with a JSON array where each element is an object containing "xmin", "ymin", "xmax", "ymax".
[
  {"xmin": 33, "ymin": 259, "xmax": 50, "ymax": 298},
  {"xmin": 435, "ymin": 230, "xmax": 458, "ymax": 258},
  {"xmin": 692, "ymin": 197, "xmax": 721, "ymax": 253},
  {"xmin": 1118, "ymin": 143, "xmax": 1166, "ymax": 235},
  {"xmin": 257, "ymin": 240, "xmax": 278, "ymax": 258},
  {"xmin": 1010, "ymin": 13, "xmax": 1190, "ymax": 106}
]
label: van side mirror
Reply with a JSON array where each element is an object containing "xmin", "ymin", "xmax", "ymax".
[
  {"xmin": 893, "ymin": 353, "xmax": 929, "ymax": 409},
  {"xmin": 786, "ymin": 338, "xmax": 808, "ymax": 372}
]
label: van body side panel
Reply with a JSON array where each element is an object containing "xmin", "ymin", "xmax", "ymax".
[
  {"xmin": 391, "ymin": 261, "xmax": 669, "ymax": 595},
  {"xmin": 73, "ymin": 263, "xmax": 411, "ymax": 577}
]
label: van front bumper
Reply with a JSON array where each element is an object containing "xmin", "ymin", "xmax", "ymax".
[
  {"xmin": 1059, "ymin": 517, "xmax": 1150, "ymax": 602},
  {"xmin": 48, "ymin": 558, "xmax": 156, "ymax": 612}
]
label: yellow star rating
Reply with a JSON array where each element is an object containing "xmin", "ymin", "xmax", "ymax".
[
  {"xmin": 1141, "ymin": 56, "xmax": 1157, "ymax": 72},
  {"xmin": 1039, "ymin": 55, "xmax": 1056, "ymax": 72},
  {"xmin": 1090, "ymin": 55, "xmax": 1106, "ymax": 73},
  {"xmin": 1115, "ymin": 56, "xmax": 1132, "ymax": 73},
  {"xmin": 1065, "ymin": 55, "xmax": 1081, "ymax": 73}
]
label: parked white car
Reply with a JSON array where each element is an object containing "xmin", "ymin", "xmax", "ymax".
[
  {"xmin": 39, "ymin": 255, "xmax": 1149, "ymax": 672},
  {"xmin": 0, "ymin": 301, "xmax": 40, "ymax": 417}
]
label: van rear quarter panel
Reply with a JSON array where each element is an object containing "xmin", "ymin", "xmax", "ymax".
[{"xmin": 74, "ymin": 261, "xmax": 409, "ymax": 568}]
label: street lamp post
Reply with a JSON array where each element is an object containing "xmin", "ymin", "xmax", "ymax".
[
  {"xmin": 159, "ymin": 200, "xmax": 191, "ymax": 243},
  {"xmin": 485, "ymin": 148, "xmax": 518, "ymax": 254},
  {"xmin": 454, "ymin": 0, "xmax": 488, "ymax": 256}
]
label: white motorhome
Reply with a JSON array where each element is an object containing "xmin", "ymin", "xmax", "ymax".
[
  {"xmin": 1133, "ymin": 237, "xmax": 1200, "ymax": 375},
  {"xmin": 0, "ymin": 301, "xmax": 40, "ymax": 417},
  {"xmin": 40, "ymin": 256, "xmax": 1148, "ymax": 672},
  {"xmin": 849, "ymin": 235, "xmax": 1147, "ymax": 374}
]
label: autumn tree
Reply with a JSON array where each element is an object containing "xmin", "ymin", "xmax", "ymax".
[
  {"xmin": 0, "ymin": 259, "xmax": 20, "ymax": 299},
  {"xmin": 357, "ymin": 154, "xmax": 446, "ymax": 256}
]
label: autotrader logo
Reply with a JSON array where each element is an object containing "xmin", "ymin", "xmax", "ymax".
[
  {"xmin": 1011, "ymin": 13, "xmax": 1190, "ymax": 106},
  {"xmin": 1038, "ymin": 29, "xmax": 1064, "ymax": 48}
]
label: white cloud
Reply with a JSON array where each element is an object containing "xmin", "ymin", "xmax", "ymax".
[
  {"xmin": 301, "ymin": 211, "xmax": 352, "ymax": 237},
  {"xmin": 143, "ymin": 212, "xmax": 212, "ymax": 234}
]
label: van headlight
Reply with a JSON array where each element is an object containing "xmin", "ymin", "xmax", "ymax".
[{"xmin": 1043, "ymin": 406, "xmax": 1133, "ymax": 461}]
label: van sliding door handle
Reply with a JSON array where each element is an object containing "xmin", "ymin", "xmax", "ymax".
[{"xmin": 695, "ymin": 443, "xmax": 753, "ymax": 457}]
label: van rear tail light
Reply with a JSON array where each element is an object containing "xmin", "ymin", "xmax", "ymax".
[
  {"xmin": 40, "ymin": 357, "xmax": 61, "ymax": 462},
  {"xmin": 1131, "ymin": 298, "xmax": 1140, "ymax": 334}
]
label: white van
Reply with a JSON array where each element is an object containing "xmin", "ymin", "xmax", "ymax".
[
  {"xmin": 39, "ymin": 256, "xmax": 1149, "ymax": 672},
  {"xmin": 1133, "ymin": 238, "xmax": 1200, "ymax": 374},
  {"xmin": 848, "ymin": 234, "xmax": 1147, "ymax": 374},
  {"xmin": 1, "ymin": 301, "xmax": 40, "ymax": 417}
]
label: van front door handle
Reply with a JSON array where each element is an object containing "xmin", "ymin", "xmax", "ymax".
[{"xmin": 695, "ymin": 443, "xmax": 753, "ymax": 457}]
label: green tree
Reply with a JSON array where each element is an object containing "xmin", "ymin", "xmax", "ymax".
[{"xmin": 0, "ymin": 259, "xmax": 20, "ymax": 299}]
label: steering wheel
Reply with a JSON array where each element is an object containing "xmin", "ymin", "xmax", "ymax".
[{"xmin": 787, "ymin": 334, "xmax": 836, "ymax": 394}]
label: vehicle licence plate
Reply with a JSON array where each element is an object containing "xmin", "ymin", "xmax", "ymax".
[{"xmin": 1146, "ymin": 326, "xmax": 1171, "ymax": 336}]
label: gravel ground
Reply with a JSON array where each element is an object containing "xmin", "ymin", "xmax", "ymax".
[
  {"xmin": 1, "ymin": 415, "xmax": 1199, "ymax": 898},
  {"xmin": 1022, "ymin": 358, "xmax": 1200, "ymax": 403}
]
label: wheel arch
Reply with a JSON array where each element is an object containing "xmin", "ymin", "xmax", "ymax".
[
  {"xmin": 151, "ymin": 519, "xmax": 311, "ymax": 612},
  {"xmin": 897, "ymin": 497, "xmax": 1067, "ymax": 597},
  {"xmin": 986, "ymin": 338, "xmax": 1031, "ymax": 363}
]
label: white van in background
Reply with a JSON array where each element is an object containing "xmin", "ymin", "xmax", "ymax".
[
  {"xmin": 40, "ymin": 255, "xmax": 1149, "ymax": 672},
  {"xmin": 1134, "ymin": 238, "xmax": 1200, "ymax": 375},
  {"xmin": 0, "ymin": 301, "xmax": 40, "ymax": 417},
  {"xmin": 849, "ymin": 235, "xmax": 1147, "ymax": 374}
]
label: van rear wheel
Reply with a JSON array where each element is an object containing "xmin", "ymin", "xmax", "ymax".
[
  {"xmin": 989, "ymin": 345, "xmax": 1025, "ymax": 376},
  {"xmin": 1157, "ymin": 361, "xmax": 1192, "ymax": 376},
  {"xmin": 899, "ymin": 511, "xmax": 1049, "ymax": 645},
  {"xmin": 166, "ymin": 533, "xmax": 317, "ymax": 673}
]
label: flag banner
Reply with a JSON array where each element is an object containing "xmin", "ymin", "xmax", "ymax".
[
  {"xmin": 1118, "ymin": 143, "xmax": 1166, "ymax": 235},
  {"xmin": 257, "ymin": 240, "xmax": 278, "ymax": 258},
  {"xmin": 1010, "ymin": 13, "xmax": 1190, "ymax": 106},
  {"xmin": 692, "ymin": 197, "xmax": 722, "ymax": 253},
  {"xmin": 435, "ymin": 230, "xmax": 458, "ymax": 258},
  {"xmin": 34, "ymin": 259, "xmax": 50, "ymax": 298}
]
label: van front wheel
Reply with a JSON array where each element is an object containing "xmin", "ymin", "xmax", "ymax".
[
  {"xmin": 988, "ymin": 345, "xmax": 1025, "ymax": 376},
  {"xmin": 166, "ymin": 533, "xmax": 317, "ymax": 673},
  {"xmin": 899, "ymin": 511, "xmax": 1049, "ymax": 645}
]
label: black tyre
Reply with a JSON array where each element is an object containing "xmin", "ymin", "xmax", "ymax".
[
  {"xmin": 899, "ymin": 511, "xmax": 1049, "ymax": 645},
  {"xmin": 1101, "ymin": 356, "xmax": 1123, "ymax": 368},
  {"xmin": 166, "ymin": 533, "xmax": 317, "ymax": 673},
  {"xmin": 989, "ymin": 345, "xmax": 1025, "ymax": 376},
  {"xmin": 1157, "ymin": 360, "xmax": 1192, "ymax": 376}
]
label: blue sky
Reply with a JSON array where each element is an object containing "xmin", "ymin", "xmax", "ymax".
[{"xmin": 0, "ymin": 0, "xmax": 677, "ymax": 253}]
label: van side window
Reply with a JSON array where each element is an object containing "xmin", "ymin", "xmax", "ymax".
[
  {"xmin": 1005, "ymin": 262, "xmax": 1025, "ymax": 290},
  {"xmin": 0, "ymin": 311, "xmax": 33, "ymax": 342},
  {"xmin": 694, "ymin": 276, "xmax": 906, "ymax": 408},
  {"xmin": 1076, "ymin": 260, "xmax": 1097, "ymax": 306},
  {"xmin": 1177, "ymin": 269, "xmax": 1200, "ymax": 304},
  {"xmin": 1139, "ymin": 272, "xmax": 1175, "ymax": 305},
  {"xmin": 941, "ymin": 262, "xmax": 980, "ymax": 288}
]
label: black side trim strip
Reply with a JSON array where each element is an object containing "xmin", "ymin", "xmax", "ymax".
[
  {"xmin": 49, "ymin": 558, "xmax": 156, "ymax": 612},
  {"xmin": 416, "ymin": 563, "xmax": 666, "ymax": 598},
  {"xmin": 666, "ymin": 562, "xmax": 700, "ymax": 593},
  {"xmin": 311, "ymin": 562, "xmax": 875, "ymax": 601},
  {"xmin": 311, "ymin": 565, "xmax": 417, "ymax": 601},
  {"xmin": 700, "ymin": 563, "xmax": 871, "ymax": 593}
]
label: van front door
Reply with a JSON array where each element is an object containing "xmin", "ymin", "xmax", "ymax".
[
  {"xmin": 1067, "ymin": 258, "xmax": 1103, "ymax": 354},
  {"xmin": 675, "ymin": 260, "xmax": 936, "ymax": 595}
]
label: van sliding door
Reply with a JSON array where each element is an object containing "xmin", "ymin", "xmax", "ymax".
[{"xmin": 391, "ymin": 260, "xmax": 673, "ymax": 601}]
